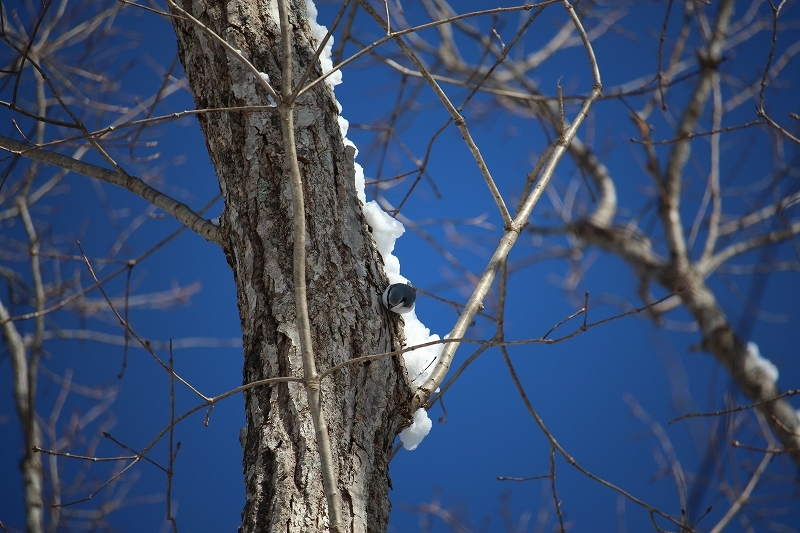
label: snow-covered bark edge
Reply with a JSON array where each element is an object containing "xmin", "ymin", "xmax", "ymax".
[{"xmin": 306, "ymin": 0, "xmax": 440, "ymax": 450}]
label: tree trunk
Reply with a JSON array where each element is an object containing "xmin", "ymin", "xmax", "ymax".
[{"xmin": 170, "ymin": 1, "xmax": 414, "ymax": 531}]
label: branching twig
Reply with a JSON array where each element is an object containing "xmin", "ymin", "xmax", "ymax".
[
  {"xmin": 408, "ymin": 0, "xmax": 603, "ymax": 409},
  {"xmin": 500, "ymin": 334, "xmax": 686, "ymax": 529},
  {"xmin": 708, "ymin": 448, "xmax": 774, "ymax": 533},
  {"xmin": 669, "ymin": 389, "xmax": 800, "ymax": 424},
  {"xmin": 757, "ymin": 0, "xmax": 800, "ymax": 145},
  {"xmin": 357, "ymin": 0, "xmax": 513, "ymax": 229},
  {"xmin": 77, "ymin": 243, "xmax": 209, "ymax": 402}
]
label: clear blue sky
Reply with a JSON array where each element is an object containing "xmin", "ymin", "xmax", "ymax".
[{"xmin": 1, "ymin": 1, "xmax": 799, "ymax": 532}]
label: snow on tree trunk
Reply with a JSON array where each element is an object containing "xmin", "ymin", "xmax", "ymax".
[{"xmin": 170, "ymin": 1, "xmax": 414, "ymax": 531}]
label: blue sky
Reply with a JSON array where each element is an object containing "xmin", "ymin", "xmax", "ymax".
[{"xmin": 1, "ymin": 0, "xmax": 799, "ymax": 532}]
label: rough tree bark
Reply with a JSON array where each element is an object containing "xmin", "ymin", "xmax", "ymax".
[{"xmin": 170, "ymin": 1, "xmax": 414, "ymax": 531}]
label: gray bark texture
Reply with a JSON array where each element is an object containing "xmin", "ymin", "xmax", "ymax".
[{"xmin": 170, "ymin": 1, "xmax": 414, "ymax": 531}]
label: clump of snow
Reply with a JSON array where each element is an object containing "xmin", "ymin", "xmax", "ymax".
[
  {"xmin": 362, "ymin": 203, "xmax": 441, "ymax": 449},
  {"xmin": 304, "ymin": 3, "xmax": 361, "ymax": 199},
  {"xmin": 402, "ymin": 316, "xmax": 443, "ymax": 387},
  {"xmin": 353, "ymin": 162, "xmax": 366, "ymax": 205},
  {"xmin": 362, "ymin": 204, "xmax": 404, "ymax": 280},
  {"xmin": 306, "ymin": 1, "xmax": 442, "ymax": 450},
  {"xmin": 258, "ymin": 72, "xmax": 277, "ymax": 106},
  {"xmin": 361, "ymin": 204, "xmax": 443, "ymax": 387},
  {"xmin": 744, "ymin": 342, "xmax": 778, "ymax": 383},
  {"xmin": 304, "ymin": 0, "xmax": 342, "ymax": 87},
  {"xmin": 335, "ymin": 103, "xmax": 358, "ymax": 160},
  {"xmin": 399, "ymin": 408, "xmax": 433, "ymax": 451}
]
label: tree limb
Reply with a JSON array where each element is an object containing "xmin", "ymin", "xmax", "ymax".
[
  {"xmin": 0, "ymin": 135, "xmax": 222, "ymax": 244},
  {"xmin": 406, "ymin": 0, "xmax": 603, "ymax": 408},
  {"xmin": 0, "ymin": 298, "xmax": 43, "ymax": 533}
]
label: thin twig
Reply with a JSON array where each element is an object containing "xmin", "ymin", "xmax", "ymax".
[
  {"xmin": 357, "ymin": 0, "xmax": 514, "ymax": 228},
  {"xmin": 669, "ymin": 389, "xmax": 799, "ymax": 423},
  {"xmin": 500, "ymin": 336, "xmax": 685, "ymax": 528},
  {"xmin": 757, "ymin": 0, "xmax": 799, "ymax": 144},
  {"xmin": 166, "ymin": 341, "xmax": 179, "ymax": 533},
  {"xmin": 77, "ymin": 243, "xmax": 209, "ymax": 402},
  {"xmin": 406, "ymin": 0, "xmax": 603, "ymax": 409},
  {"xmin": 708, "ymin": 449, "xmax": 774, "ymax": 533},
  {"xmin": 323, "ymin": 289, "xmax": 679, "ymax": 382},
  {"xmin": 276, "ymin": 0, "xmax": 343, "ymax": 530}
]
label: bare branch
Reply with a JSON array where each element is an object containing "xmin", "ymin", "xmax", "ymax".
[
  {"xmin": 500, "ymin": 336, "xmax": 685, "ymax": 529},
  {"xmin": 757, "ymin": 0, "xmax": 800, "ymax": 144},
  {"xmin": 0, "ymin": 297, "xmax": 43, "ymax": 533},
  {"xmin": 408, "ymin": 0, "xmax": 603, "ymax": 408},
  {"xmin": 708, "ymin": 447, "xmax": 774, "ymax": 533},
  {"xmin": 717, "ymin": 191, "xmax": 800, "ymax": 236},
  {"xmin": 701, "ymin": 220, "xmax": 800, "ymax": 275},
  {"xmin": 0, "ymin": 135, "xmax": 222, "ymax": 244},
  {"xmin": 669, "ymin": 389, "xmax": 800, "ymax": 424},
  {"xmin": 357, "ymin": 0, "xmax": 514, "ymax": 229},
  {"xmin": 77, "ymin": 244, "xmax": 210, "ymax": 402},
  {"xmin": 32, "ymin": 329, "xmax": 241, "ymax": 350},
  {"xmin": 661, "ymin": 0, "xmax": 735, "ymax": 268}
]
